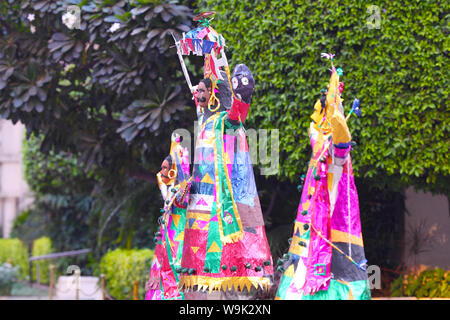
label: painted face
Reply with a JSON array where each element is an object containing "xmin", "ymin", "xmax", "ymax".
[
  {"xmin": 159, "ymin": 159, "xmax": 171, "ymax": 185},
  {"xmin": 196, "ymin": 81, "xmax": 211, "ymax": 109}
]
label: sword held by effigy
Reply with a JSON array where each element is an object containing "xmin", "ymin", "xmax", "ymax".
[{"xmin": 171, "ymin": 32, "xmax": 194, "ymax": 94}]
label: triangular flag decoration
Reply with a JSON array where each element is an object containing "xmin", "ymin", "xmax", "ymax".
[
  {"xmin": 186, "ymin": 38, "xmax": 194, "ymax": 52},
  {"xmin": 151, "ymin": 257, "xmax": 160, "ymax": 270},
  {"xmin": 191, "ymin": 221, "xmax": 200, "ymax": 230},
  {"xmin": 285, "ymin": 264, "xmax": 295, "ymax": 277},
  {"xmin": 172, "ymin": 214, "xmax": 181, "ymax": 228},
  {"xmin": 167, "ymin": 228, "xmax": 176, "ymax": 240},
  {"xmin": 192, "ymin": 39, "xmax": 202, "ymax": 55},
  {"xmin": 207, "ymin": 241, "xmax": 221, "ymax": 253},
  {"xmin": 196, "ymin": 220, "xmax": 209, "ymax": 230},
  {"xmin": 188, "ymin": 218, "xmax": 196, "ymax": 228},
  {"xmin": 201, "ymin": 173, "xmax": 214, "ymax": 184},
  {"xmin": 192, "ymin": 246, "xmax": 200, "ymax": 254},
  {"xmin": 204, "ymin": 54, "xmax": 217, "ymax": 78},
  {"xmin": 195, "ymin": 176, "xmax": 201, "ymax": 182},
  {"xmin": 175, "ymin": 231, "xmax": 184, "ymax": 241},
  {"xmin": 197, "ymin": 27, "xmax": 208, "ymax": 39},
  {"xmin": 196, "ymin": 197, "xmax": 209, "ymax": 206},
  {"xmin": 181, "ymin": 40, "xmax": 189, "ymax": 55}
]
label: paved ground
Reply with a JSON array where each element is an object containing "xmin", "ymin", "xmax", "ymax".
[{"xmin": 0, "ymin": 276, "xmax": 103, "ymax": 300}]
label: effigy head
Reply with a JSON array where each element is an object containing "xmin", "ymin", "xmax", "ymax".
[
  {"xmin": 231, "ymin": 64, "xmax": 254, "ymax": 104},
  {"xmin": 198, "ymin": 70, "xmax": 232, "ymax": 112},
  {"xmin": 197, "ymin": 78, "xmax": 212, "ymax": 109},
  {"xmin": 159, "ymin": 155, "xmax": 176, "ymax": 186}
]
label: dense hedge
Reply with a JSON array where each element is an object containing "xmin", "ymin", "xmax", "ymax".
[
  {"xmin": 390, "ymin": 268, "xmax": 450, "ymax": 298},
  {"xmin": 200, "ymin": 0, "xmax": 449, "ymax": 194},
  {"xmin": 31, "ymin": 237, "xmax": 53, "ymax": 285},
  {"xmin": 0, "ymin": 239, "xmax": 29, "ymax": 279},
  {"xmin": 99, "ymin": 248, "xmax": 154, "ymax": 300}
]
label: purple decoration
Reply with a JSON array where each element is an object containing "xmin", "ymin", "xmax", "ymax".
[{"xmin": 351, "ymin": 98, "xmax": 362, "ymax": 117}]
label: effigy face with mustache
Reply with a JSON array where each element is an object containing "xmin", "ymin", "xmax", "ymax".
[{"xmin": 194, "ymin": 64, "xmax": 254, "ymax": 124}]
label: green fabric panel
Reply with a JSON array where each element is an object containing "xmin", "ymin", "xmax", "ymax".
[
  {"xmin": 276, "ymin": 274, "xmax": 294, "ymax": 300},
  {"xmin": 349, "ymin": 279, "xmax": 372, "ymax": 300},
  {"xmin": 302, "ymin": 279, "xmax": 371, "ymax": 300},
  {"xmin": 162, "ymin": 227, "xmax": 185, "ymax": 300},
  {"xmin": 172, "ymin": 208, "xmax": 186, "ymax": 264},
  {"xmin": 213, "ymin": 111, "xmax": 242, "ymax": 238},
  {"xmin": 302, "ymin": 279, "xmax": 349, "ymax": 300}
]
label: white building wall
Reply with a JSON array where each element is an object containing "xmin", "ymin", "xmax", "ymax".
[{"xmin": 0, "ymin": 119, "xmax": 33, "ymax": 238}]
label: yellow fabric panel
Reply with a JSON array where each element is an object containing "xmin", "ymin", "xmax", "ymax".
[
  {"xmin": 327, "ymin": 172, "xmax": 334, "ymax": 191},
  {"xmin": 186, "ymin": 212, "xmax": 210, "ymax": 221},
  {"xmin": 330, "ymin": 112, "xmax": 351, "ymax": 144},
  {"xmin": 331, "ymin": 229, "xmax": 364, "ymax": 247}
]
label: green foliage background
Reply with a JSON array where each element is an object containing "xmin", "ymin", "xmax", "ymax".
[
  {"xmin": 31, "ymin": 236, "xmax": 53, "ymax": 284},
  {"xmin": 14, "ymin": 134, "xmax": 162, "ymax": 277},
  {"xmin": 200, "ymin": 0, "xmax": 449, "ymax": 195},
  {"xmin": 0, "ymin": 239, "xmax": 29, "ymax": 279},
  {"xmin": 99, "ymin": 248, "xmax": 154, "ymax": 300},
  {"xmin": 390, "ymin": 268, "xmax": 450, "ymax": 298}
]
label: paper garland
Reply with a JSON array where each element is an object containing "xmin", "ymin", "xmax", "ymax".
[{"xmin": 179, "ymin": 38, "xmax": 216, "ymax": 56}]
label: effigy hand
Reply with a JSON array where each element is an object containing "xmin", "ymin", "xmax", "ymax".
[{"xmin": 326, "ymin": 70, "xmax": 351, "ymax": 144}]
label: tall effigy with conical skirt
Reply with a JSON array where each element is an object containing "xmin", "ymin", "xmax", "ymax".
[
  {"xmin": 275, "ymin": 53, "xmax": 371, "ymax": 300},
  {"xmin": 172, "ymin": 12, "xmax": 273, "ymax": 294},
  {"xmin": 145, "ymin": 133, "xmax": 191, "ymax": 300}
]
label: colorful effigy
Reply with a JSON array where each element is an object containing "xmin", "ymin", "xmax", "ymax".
[
  {"xmin": 275, "ymin": 54, "xmax": 371, "ymax": 300},
  {"xmin": 145, "ymin": 134, "xmax": 191, "ymax": 300},
  {"xmin": 172, "ymin": 12, "xmax": 273, "ymax": 294}
]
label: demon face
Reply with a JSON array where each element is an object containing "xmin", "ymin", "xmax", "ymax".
[{"xmin": 231, "ymin": 64, "xmax": 254, "ymax": 104}]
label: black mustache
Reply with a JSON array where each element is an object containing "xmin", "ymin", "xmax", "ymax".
[{"xmin": 198, "ymin": 97, "xmax": 207, "ymax": 102}]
